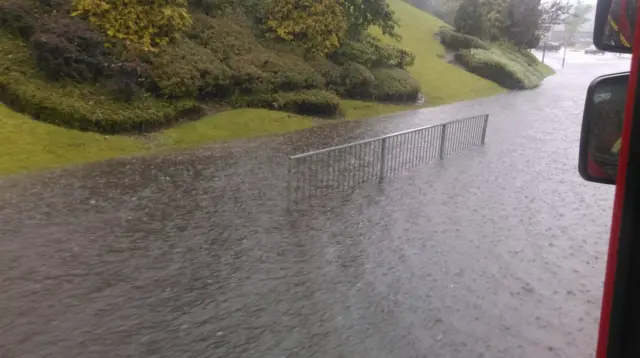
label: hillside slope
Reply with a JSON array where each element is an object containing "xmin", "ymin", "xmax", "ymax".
[
  {"xmin": 0, "ymin": 0, "xmax": 507, "ymax": 176},
  {"xmin": 379, "ymin": 0, "xmax": 506, "ymax": 105}
]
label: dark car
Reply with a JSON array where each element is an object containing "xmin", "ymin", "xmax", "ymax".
[{"xmin": 585, "ymin": 45, "xmax": 606, "ymax": 55}]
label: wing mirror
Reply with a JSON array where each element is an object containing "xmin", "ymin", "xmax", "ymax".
[{"xmin": 579, "ymin": 72, "xmax": 629, "ymax": 185}]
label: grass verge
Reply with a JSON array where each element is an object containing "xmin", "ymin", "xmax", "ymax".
[
  {"xmin": 0, "ymin": 101, "xmax": 417, "ymax": 176},
  {"xmin": 376, "ymin": 0, "xmax": 507, "ymax": 106}
]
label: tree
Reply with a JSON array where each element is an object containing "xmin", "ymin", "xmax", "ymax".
[
  {"xmin": 71, "ymin": 0, "xmax": 192, "ymax": 52},
  {"xmin": 503, "ymin": 0, "xmax": 543, "ymax": 49},
  {"xmin": 342, "ymin": 0, "xmax": 399, "ymax": 39},
  {"xmin": 563, "ymin": 0, "xmax": 592, "ymax": 44},
  {"xmin": 454, "ymin": 0, "xmax": 486, "ymax": 38},
  {"xmin": 539, "ymin": 0, "xmax": 573, "ymax": 34},
  {"xmin": 264, "ymin": 0, "xmax": 347, "ymax": 56},
  {"xmin": 483, "ymin": 0, "xmax": 508, "ymax": 41}
]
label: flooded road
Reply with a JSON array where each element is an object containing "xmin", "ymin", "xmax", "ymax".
[{"xmin": 0, "ymin": 58, "xmax": 631, "ymax": 358}]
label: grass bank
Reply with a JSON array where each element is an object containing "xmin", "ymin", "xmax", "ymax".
[
  {"xmin": 0, "ymin": 101, "xmax": 415, "ymax": 176},
  {"xmin": 0, "ymin": 0, "xmax": 512, "ymax": 177}
]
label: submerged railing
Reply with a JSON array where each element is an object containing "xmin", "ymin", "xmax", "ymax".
[{"xmin": 287, "ymin": 114, "xmax": 489, "ymax": 203}]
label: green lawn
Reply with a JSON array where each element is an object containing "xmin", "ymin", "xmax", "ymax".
[
  {"xmin": 376, "ymin": 0, "xmax": 507, "ymax": 106},
  {"xmin": 0, "ymin": 102, "xmax": 420, "ymax": 176}
]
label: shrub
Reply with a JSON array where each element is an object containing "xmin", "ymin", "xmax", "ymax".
[
  {"xmin": 330, "ymin": 35, "xmax": 416, "ymax": 69},
  {"xmin": 0, "ymin": 33, "xmax": 203, "ymax": 133},
  {"xmin": 439, "ymin": 27, "xmax": 489, "ymax": 51},
  {"xmin": 187, "ymin": 13, "xmax": 256, "ymax": 60},
  {"xmin": 145, "ymin": 38, "xmax": 233, "ymax": 98},
  {"xmin": 30, "ymin": 15, "xmax": 111, "ymax": 82},
  {"xmin": 0, "ymin": 0, "xmax": 39, "ymax": 40},
  {"xmin": 228, "ymin": 49, "xmax": 324, "ymax": 93},
  {"xmin": 0, "ymin": 75, "xmax": 204, "ymax": 133},
  {"xmin": 71, "ymin": 0, "xmax": 192, "ymax": 52},
  {"xmin": 237, "ymin": 90, "xmax": 342, "ymax": 117},
  {"xmin": 371, "ymin": 68, "xmax": 421, "ymax": 102},
  {"xmin": 338, "ymin": 62, "xmax": 376, "ymax": 99},
  {"xmin": 455, "ymin": 48, "xmax": 539, "ymax": 90},
  {"xmin": 373, "ymin": 43, "xmax": 416, "ymax": 68}
]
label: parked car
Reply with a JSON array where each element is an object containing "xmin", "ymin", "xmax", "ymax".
[
  {"xmin": 537, "ymin": 42, "xmax": 562, "ymax": 52},
  {"xmin": 585, "ymin": 45, "xmax": 606, "ymax": 55}
]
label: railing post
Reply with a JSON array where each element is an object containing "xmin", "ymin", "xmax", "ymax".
[
  {"xmin": 439, "ymin": 123, "xmax": 447, "ymax": 160},
  {"xmin": 481, "ymin": 115, "xmax": 489, "ymax": 145},
  {"xmin": 379, "ymin": 137, "xmax": 388, "ymax": 183}
]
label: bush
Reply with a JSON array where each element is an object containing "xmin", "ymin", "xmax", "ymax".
[
  {"xmin": 187, "ymin": 13, "xmax": 256, "ymax": 60},
  {"xmin": 439, "ymin": 27, "xmax": 489, "ymax": 51},
  {"xmin": 228, "ymin": 49, "xmax": 324, "ymax": 93},
  {"xmin": 371, "ymin": 68, "xmax": 421, "ymax": 102},
  {"xmin": 145, "ymin": 38, "xmax": 233, "ymax": 98},
  {"xmin": 30, "ymin": 15, "xmax": 111, "ymax": 82},
  {"xmin": 330, "ymin": 35, "xmax": 415, "ymax": 69},
  {"xmin": 237, "ymin": 90, "xmax": 342, "ymax": 117},
  {"xmin": 338, "ymin": 62, "xmax": 376, "ymax": 99},
  {"xmin": 0, "ymin": 0, "xmax": 39, "ymax": 40},
  {"xmin": 71, "ymin": 0, "xmax": 192, "ymax": 52},
  {"xmin": 455, "ymin": 48, "xmax": 540, "ymax": 90},
  {"xmin": 307, "ymin": 57, "xmax": 342, "ymax": 90},
  {"xmin": 0, "ymin": 33, "xmax": 203, "ymax": 133}
]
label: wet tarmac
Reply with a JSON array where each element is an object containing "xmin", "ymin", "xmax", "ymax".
[{"xmin": 0, "ymin": 58, "xmax": 632, "ymax": 357}]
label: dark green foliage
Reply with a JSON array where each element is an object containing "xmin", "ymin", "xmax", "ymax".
[
  {"xmin": 338, "ymin": 62, "xmax": 376, "ymax": 99},
  {"xmin": 343, "ymin": 0, "xmax": 399, "ymax": 39},
  {"xmin": 237, "ymin": 90, "xmax": 342, "ymax": 117},
  {"xmin": 187, "ymin": 12, "xmax": 256, "ymax": 60},
  {"xmin": 188, "ymin": 0, "xmax": 235, "ymax": 15},
  {"xmin": 330, "ymin": 35, "xmax": 415, "ymax": 68},
  {"xmin": 0, "ymin": 0, "xmax": 39, "ymax": 40},
  {"xmin": 145, "ymin": 38, "xmax": 233, "ymax": 98},
  {"xmin": 36, "ymin": 0, "xmax": 71, "ymax": 11},
  {"xmin": 30, "ymin": 15, "xmax": 111, "ymax": 82},
  {"xmin": 0, "ymin": 32, "xmax": 203, "ymax": 133},
  {"xmin": 454, "ymin": 0, "xmax": 486, "ymax": 38},
  {"xmin": 439, "ymin": 27, "xmax": 489, "ymax": 51},
  {"xmin": 371, "ymin": 68, "xmax": 420, "ymax": 102},
  {"xmin": 232, "ymin": 51, "xmax": 325, "ymax": 92},
  {"xmin": 503, "ymin": 0, "xmax": 542, "ymax": 49}
]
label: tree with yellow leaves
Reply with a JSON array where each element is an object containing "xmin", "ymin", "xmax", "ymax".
[
  {"xmin": 71, "ymin": 0, "xmax": 192, "ymax": 52},
  {"xmin": 264, "ymin": 0, "xmax": 347, "ymax": 56}
]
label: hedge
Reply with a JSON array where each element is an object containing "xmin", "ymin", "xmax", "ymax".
[
  {"xmin": 439, "ymin": 27, "xmax": 489, "ymax": 51},
  {"xmin": 330, "ymin": 34, "xmax": 415, "ymax": 69},
  {"xmin": 236, "ymin": 90, "xmax": 342, "ymax": 117},
  {"xmin": 0, "ymin": 0, "xmax": 39, "ymax": 40},
  {"xmin": 338, "ymin": 62, "xmax": 376, "ymax": 99},
  {"xmin": 30, "ymin": 14, "xmax": 111, "ymax": 83},
  {"xmin": 371, "ymin": 68, "xmax": 421, "ymax": 102},
  {"xmin": 0, "ymin": 33, "xmax": 204, "ymax": 133},
  {"xmin": 146, "ymin": 38, "xmax": 233, "ymax": 99},
  {"xmin": 454, "ymin": 49, "xmax": 540, "ymax": 90}
]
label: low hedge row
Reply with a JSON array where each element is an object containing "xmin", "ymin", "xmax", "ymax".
[
  {"xmin": 0, "ymin": 34, "xmax": 203, "ymax": 133},
  {"xmin": 438, "ymin": 27, "xmax": 489, "ymax": 51},
  {"xmin": 236, "ymin": 90, "xmax": 342, "ymax": 117},
  {"xmin": 454, "ymin": 48, "xmax": 541, "ymax": 90}
]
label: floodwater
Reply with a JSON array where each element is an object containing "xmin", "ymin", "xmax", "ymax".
[{"xmin": 0, "ymin": 56, "xmax": 632, "ymax": 358}]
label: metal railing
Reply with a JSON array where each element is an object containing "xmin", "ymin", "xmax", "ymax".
[{"xmin": 287, "ymin": 114, "xmax": 489, "ymax": 203}]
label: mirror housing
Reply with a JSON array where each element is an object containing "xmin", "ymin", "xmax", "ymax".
[
  {"xmin": 594, "ymin": 0, "xmax": 636, "ymax": 53},
  {"xmin": 579, "ymin": 72, "xmax": 628, "ymax": 185}
]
